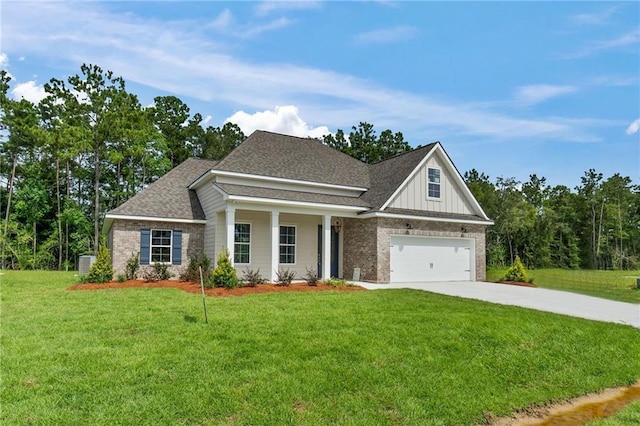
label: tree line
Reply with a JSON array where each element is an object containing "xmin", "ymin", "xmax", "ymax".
[{"xmin": 1, "ymin": 64, "xmax": 638, "ymax": 271}]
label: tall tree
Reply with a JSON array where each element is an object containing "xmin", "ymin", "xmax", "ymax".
[
  {"xmin": 323, "ymin": 122, "xmax": 412, "ymax": 163},
  {"xmin": 197, "ymin": 122, "xmax": 245, "ymax": 160}
]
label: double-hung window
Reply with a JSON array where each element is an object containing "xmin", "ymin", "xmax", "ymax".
[
  {"xmin": 427, "ymin": 167, "xmax": 441, "ymax": 199},
  {"xmin": 279, "ymin": 225, "xmax": 296, "ymax": 264},
  {"xmin": 151, "ymin": 230, "xmax": 172, "ymax": 263},
  {"xmin": 234, "ymin": 223, "xmax": 251, "ymax": 264}
]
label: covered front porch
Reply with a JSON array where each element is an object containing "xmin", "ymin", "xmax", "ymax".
[{"xmin": 215, "ymin": 204, "xmax": 352, "ymax": 282}]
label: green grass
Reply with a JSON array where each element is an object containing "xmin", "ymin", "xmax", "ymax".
[
  {"xmin": 588, "ymin": 401, "xmax": 640, "ymax": 425},
  {"xmin": 2, "ymin": 270, "xmax": 640, "ymax": 425},
  {"xmin": 487, "ymin": 268, "xmax": 640, "ymax": 303}
]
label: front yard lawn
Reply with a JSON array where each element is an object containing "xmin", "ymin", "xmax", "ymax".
[
  {"xmin": 487, "ymin": 268, "xmax": 640, "ymax": 303},
  {"xmin": 2, "ymin": 270, "xmax": 639, "ymax": 425}
]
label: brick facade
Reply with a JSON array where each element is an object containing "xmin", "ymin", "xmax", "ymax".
[
  {"xmin": 342, "ymin": 217, "xmax": 487, "ymax": 283},
  {"xmin": 108, "ymin": 220, "xmax": 205, "ymax": 279}
]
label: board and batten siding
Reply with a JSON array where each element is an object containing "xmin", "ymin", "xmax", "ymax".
[
  {"xmin": 195, "ymin": 184, "xmax": 226, "ymax": 261},
  {"xmin": 388, "ymin": 153, "xmax": 474, "ymax": 214}
]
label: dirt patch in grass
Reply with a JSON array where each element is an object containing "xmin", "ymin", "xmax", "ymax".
[
  {"xmin": 486, "ymin": 379, "xmax": 640, "ymax": 425},
  {"xmin": 68, "ymin": 280, "xmax": 366, "ymax": 297}
]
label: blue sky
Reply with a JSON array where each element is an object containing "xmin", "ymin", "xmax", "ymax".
[{"xmin": 2, "ymin": 1, "xmax": 639, "ymax": 188}]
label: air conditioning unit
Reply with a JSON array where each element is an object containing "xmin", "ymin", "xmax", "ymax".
[{"xmin": 78, "ymin": 255, "xmax": 96, "ymax": 275}]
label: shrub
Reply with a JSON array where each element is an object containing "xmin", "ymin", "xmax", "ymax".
[
  {"xmin": 211, "ymin": 248, "xmax": 239, "ymax": 289},
  {"xmin": 117, "ymin": 274, "xmax": 126, "ymax": 283},
  {"xmin": 154, "ymin": 262, "xmax": 173, "ymax": 281},
  {"xmin": 275, "ymin": 268, "xmax": 295, "ymax": 286},
  {"xmin": 125, "ymin": 252, "xmax": 139, "ymax": 280},
  {"xmin": 304, "ymin": 267, "xmax": 319, "ymax": 286},
  {"xmin": 504, "ymin": 255, "xmax": 528, "ymax": 283},
  {"xmin": 181, "ymin": 252, "xmax": 211, "ymax": 283},
  {"xmin": 84, "ymin": 242, "xmax": 114, "ymax": 284},
  {"xmin": 242, "ymin": 268, "xmax": 265, "ymax": 287},
  {"xmin": 325, "ymin": 277, "xmax": 348, "ymax": 287}
]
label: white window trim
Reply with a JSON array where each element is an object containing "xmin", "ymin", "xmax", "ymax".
[
  {"xmin": 234, "ymin": 222, "xmax": 252, "ymax": 265},
  {"xmin": 427, "ymin": 167, "xmax": 442, "ymax": 201},
  {"xmin": 150, "ymin": 229, "xmax": 172, "ymax": 264},
  {"xmin": 278, "ymin": 224, "xmax": 297, "ymax": 265}
]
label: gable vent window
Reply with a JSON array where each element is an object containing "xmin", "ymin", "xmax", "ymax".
[
  {"xmin": 427, "ymin": 168, "xmax": 441, "ymax": 199},
  {"xmin": 234, "ymin": 223, "xmax": 251, "ymax": 264},
  {"xmin": 279, "ymin": 225, "xmax": 296, "ymax": 264}
]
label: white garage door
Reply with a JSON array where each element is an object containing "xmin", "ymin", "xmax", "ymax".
[{"xmin": 390, "ymin": 235, "xmax": 473, "ymax": 282}]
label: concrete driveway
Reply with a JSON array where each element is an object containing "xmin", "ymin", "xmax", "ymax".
[{"xmin": 358, "ymin": 281, "xmax": 640, "ymax": 328}]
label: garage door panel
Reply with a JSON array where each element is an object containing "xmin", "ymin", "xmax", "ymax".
[{"xmin": 390, "ymin": 236, "xmax": 472, "ymax": 282}]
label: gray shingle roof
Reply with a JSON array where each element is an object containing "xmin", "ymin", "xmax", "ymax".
[
  {"xmin": 215, "ymin": 183, "xmax": 371, "ymax": 208},
  {"xmin": 108, "ymin": 158, "xmax": 218, "ymax": 220},
  {"xmin": 361, "ymin": 143, "xmax": 438, "ymax": 209},
  {"xmin": 376, "ymin": 208, "xmax": 490, "ymax": 223},
  {"xmin": 213, "ymin": 130, "xmax": 370, "ymax": 188}
]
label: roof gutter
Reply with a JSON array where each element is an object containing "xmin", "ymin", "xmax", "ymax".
[{"xmin": 358, "ymin": 211, "xmax": 494, "ymax": 226}]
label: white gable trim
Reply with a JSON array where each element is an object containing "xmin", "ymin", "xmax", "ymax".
[
  {"xmin": 379, "ymin": 143, "xmax": 491, "ymax": 221},
  {"xmin": 104, "ymin": 213, "xmax": 207, "ymax": 224},
  {"xmin": 190, "ymin": 170, "xmax": 368, "ymax": 193},
  {"xmin": 359, "ymin": 211, "xmax": 494, "ymax": 225},
  {"xmin": 227, "ymin": 194, "xmax": 368, "ymax": 212}
]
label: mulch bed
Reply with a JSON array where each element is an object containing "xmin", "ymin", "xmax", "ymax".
[{"xmin": 68, "ymin": 280, "xmax": 366, "ymax": 297}]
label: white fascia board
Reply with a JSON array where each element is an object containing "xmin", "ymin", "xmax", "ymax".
[
  {"xmin": 359, "ymin": 211, "xmax": 494, "ymax": 226},
  {"xmin": 104, "ymin": 213, "xmax": 207, "ymax": 224},
  {"xmin": 188, "ymin": 170, "xmax": 215, "ymax": 190},
  {"xmin": 212, "ymin": 170, "xmax": 368, "ymax": 193},
  {"xmin": 227, "ymin": 195, "xmax": 368, "ymax": 212},
  {"xmin": 211, "ymin": 183, "xmax": 230, "ymax": 199}
]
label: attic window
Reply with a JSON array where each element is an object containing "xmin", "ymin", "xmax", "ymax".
[{"xmin": 427, "ymin": 167, "xmax": 441, "ymax": 199}]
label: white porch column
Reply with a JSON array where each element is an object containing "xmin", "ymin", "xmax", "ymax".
[
  {"xmin": 270, "ymin": 211, "xmax": 279, "ymax": 283},
  {"xmin": 323, "ymin": 214, "xmax": 332, "ymax": 280},
  {"xmin": 225, "ymin": 205, "xmax": 236, "ymax": 266}
]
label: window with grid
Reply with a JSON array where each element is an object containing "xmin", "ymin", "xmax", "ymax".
[
  {"xmin": 427, "ymin": 167, "xmax": 441, "ymax": 199},
  {"xmin": 279, "ymin": 226, "xmax": 296, "ymax": 264},
  {"xmin": 151, "ymin": 230, "xmax": 172, "ymax": 263},
  {"xmin": 234, "ymin": 223, "xmax": 251, "ymax": 264}
]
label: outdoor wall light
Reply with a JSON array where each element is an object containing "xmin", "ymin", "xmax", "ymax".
[{"xmin": 332, "ymin": 218, "xmax": 342, "ymax": 234}]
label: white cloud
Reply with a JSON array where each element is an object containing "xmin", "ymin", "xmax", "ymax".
[
  {"xmin": 0, "ymin": 1, "xmax": 611, "ymax": 143},
  {"xmin": 209, "ymin": 9, "xmax": 233, "ymax": 31},
  {"xmin": 563, "ymin": 28, "xmax": 640, "ymax": 58},
  {"xmin": 626, "ymin": 118, "xmax": 640, "ymax": 135},
  {"xmin": 241, "ymin": 17, "xmax": 292, "ymax": 39},
  {"xmin": 570, "ymin": 5, "xmax": 621, "ymax": 26},
  {"xmin": 226, "ymin": 105, "xmax": 330, "ymax": 139},
  {"xmin": 514, "ymin": 84, "xmax": 578, "ymax": 105},
  {"xmin": 255, "ymin": 1, "xmax": 321, "ymax": 16},
  {"xmin": 0, "ymin": 53, "xmax": 8, "ymax": 68},
  {"xmin": 203, "ymin": 115, "xmax": 213, "ymax": 126},
  {"xmin": 11, "ymin": 80, "xmax": 48, "ymax": 103},
  {"xmin": 354, "ymin": 25, "xmax": 419, "ymax": 45}
]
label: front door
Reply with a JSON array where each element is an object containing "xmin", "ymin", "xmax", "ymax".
[{"xmin": 317, "ymin": 225, "xmax": 339, "ymax": 278}]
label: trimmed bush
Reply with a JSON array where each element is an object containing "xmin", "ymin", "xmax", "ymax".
[
  {"xmin": 275, "ymin": 268, "xmax": 296, "ymax": 286},
  {"xmin": 84, "ymin": 242, "xmax": 114, "ymax": 284},
  {"xmin": 504, "ymin": 255, "xmax": 528, "ymax": 282},
  {"xmin": 181, "ymin": 252, "xmax": 211, "ymax": 283},
  {"xmin": 211, "ymin": 248, "xmax": 239, "ymax": 289},
  {"xmin": 125, "ymin": 252, "xmax": 139, "ymax": 280},
  {"xmin": 304, "ymin": 267, "xmax": 319, "ymax": 286},
  {"xmin": 242, "ymin": 268, "xmax": 265, "ymax": 287}
]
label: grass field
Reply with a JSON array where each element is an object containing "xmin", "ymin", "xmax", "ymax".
[
  {"xmin": 487, "ymin": 268, "xmax": 640, "ymax": 303},
  {"xmin": 2, "ymin": 270, "xmax": 639, "ymax": 425},
  {"xmin": 588, "ymin": 401, "xmax": 640, "ymax": 425}
]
